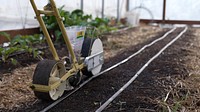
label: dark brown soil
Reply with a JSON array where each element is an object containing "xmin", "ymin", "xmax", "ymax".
[
  {"xmin": 1, "ymin": 26, "xmax": 200, "ymax": 112},
  {"xmin": 46, "ymin": 28, "xmax": 185, "ymax": 112},
  {"xmin": 104, "ymin": 29, "xmax": 191, "ymax": 111},
  {"xmin": 14, "ymin": 28, "xmax": 184, "ymax": 112}
]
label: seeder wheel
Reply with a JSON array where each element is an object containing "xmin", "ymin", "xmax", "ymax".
[
  {"xmin": 32, "ymin": 60, "xmax": 66, "ymax": 101},
  {"xmin": 81, "ymin": 38, "xmax": 103, "ymax": 76}
]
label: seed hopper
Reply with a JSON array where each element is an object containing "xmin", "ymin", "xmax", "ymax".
[{"xmin": 29, "ymin": 0, "xmax": 104, "ymax": 101}]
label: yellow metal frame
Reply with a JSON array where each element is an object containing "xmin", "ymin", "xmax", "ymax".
[
  {"xmin": 30, "ymin": 63, "xmax": 84, "ymax": 92},
  {"xmin": 30, "ymin": 0, "xmax": 84, "ymax": 92}
]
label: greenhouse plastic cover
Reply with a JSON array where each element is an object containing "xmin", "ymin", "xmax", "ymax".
[{"xmin": 0, "ymin": 0, "xmax": 199, "ymax": 31}]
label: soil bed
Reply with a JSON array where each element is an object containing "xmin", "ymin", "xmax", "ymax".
[
  {"xmin": 2, "ymin": 25, "xmax": 200, "ymax": 112},
  {"xmin": 47, "ymin": 28, "xmax": 184, "ymax": 112},
  {"xmin": 0, "ymin": 25, "xmax": 164, "ymax": 111}
]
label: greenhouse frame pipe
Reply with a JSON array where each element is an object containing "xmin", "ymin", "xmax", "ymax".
[
  {"xmin": 80, "ymin": 0, "xmax": 83, "ymax": 10},
  {"xmin": 163, "ymin": 0, "xmax": 166, "ymax": 23},
  {"xmin": 117, "ymin": 0, "xmax": 120, "ymax": 22},
  {"xmin": 126, "ymin": 0, "xmax": 129, "ymax": 11},
  {"xmin": 102, "ymin": 0, "xmax": 104, "ymax": 18}
]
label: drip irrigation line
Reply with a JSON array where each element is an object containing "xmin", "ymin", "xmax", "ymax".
[
  {"xmin": 40, "ymin": 27, "xmax": 177, "ymax": 112},
  {"xmin": 95, "ymin": 26, "xmax": 188, "ymax": 112}
]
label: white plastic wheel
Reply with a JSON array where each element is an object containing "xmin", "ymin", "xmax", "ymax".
[
  {"xmin": 90, "ymin": 38, "xmax": 103, "ymax": 75},
  {"xmin": 49, "ymin": 62, "xmax": 66, "ymax": 100},
  {"xmin": 32, "ymin": 60, "xmax": 66, "ymax": 101}
]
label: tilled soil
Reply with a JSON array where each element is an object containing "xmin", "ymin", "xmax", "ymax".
[
  {"xmin": 0, "ymin": 25, "xmax": 164, "ymax": 111},
  {"xmin": 94, "ymin": 28, "xmax": 200, "ymax": 112},
  {"xmin": 1, "ymin": 26, "xmax": 200, "ymax": 112},
  {"xmin": 46, "ymin": 28, "xmax": 185, "ymax": 112},
  {"xmin": 104, "ymin": 28, "xmax": 189, "ymax": 111},
  {"xmin": 18, "ymin": 28, "xmax": 185, "ymax": 112}
]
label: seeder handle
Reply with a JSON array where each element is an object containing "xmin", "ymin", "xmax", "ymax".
[
  {"xmin": 30, "ymin": 0, "xmax": 79, "ymax": 66},
  {"xmin": 30, "ymin": 0, "xmax": 59, "ymax": 61}
]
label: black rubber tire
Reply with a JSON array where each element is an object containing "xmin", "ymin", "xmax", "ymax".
[
  {"xmin": 81, "ymin": 37, "xmax": 95, "ymax": 57},
  {"xmin": 32, "ymin": 59, "xmax": 57, "ymax": 101},
  {"xmin": 81, "ymin": 38, "xmax": 95, "ymax": 77},
  {"xmin": 68, "ymin": 71, "xmax": 82, "ymax": 86}
]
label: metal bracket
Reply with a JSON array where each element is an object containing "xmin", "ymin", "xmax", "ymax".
[{"xmin": 84, "ymin": 51, "xmax": 104, "ymax": 71}]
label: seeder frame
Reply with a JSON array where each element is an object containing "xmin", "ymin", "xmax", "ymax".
[{"xmin": 30, "ymin": 0, "xmax": 84, "ymax": 92}]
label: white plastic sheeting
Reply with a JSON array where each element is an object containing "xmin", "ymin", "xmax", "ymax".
[
  {"xmin": 0, "ymin": 0, "xmax": 82, "ymax": 31},
  {"xmin": 0, "ymin": 0, "xmax": 199, "ymax": 31},
  {"xmin": 0, "ymin": 0, "xmax": 38, "ymax": 30},
  {"xmin": 166, "ymin": 0, "xmax": 200, "ymax": 20},
  {"xmin": 129, "ymin": 0, "xmax": 163, "ymax": 20},
  {"xmin": 0, "ymin": 0, "xmax": 127, "ymax": 31}
]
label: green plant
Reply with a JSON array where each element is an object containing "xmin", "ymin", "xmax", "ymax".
[
  {"xmin": 172, "ymin": 102, "xmax": 181, "ymax": 112},
  {"xmin": 85, "ymin": 17, "xmax": 117, "ymax": 37},
  {"xmin": 42, "ymin": 7, "xmax": 92, "ymax": 42},
  {"xmin": 68, "ymin": 9, "xmax": 92, "ymax": 26},
  {"xmin": 0, "ymin": 47, "xmax": 21, "ymax": 65},
  {"xmin": 10, "ymin": 34, "xmax": 43, "ymax": 46},
  {"xmin": 0, "ymin": 33, "xmax": 44, "ymax": 65},
  {"xmin": 0, "ymin": 32, "xmax": 11, "ymax": 41},
  {"xmin": 42, "ymin": 7, "xmax": 92, "ymax": 29},
  {"xmin": 89, "ymin": 17, "xmax": 109, "ymax": 27},
  {"xmin": 42, "ymin": 6, "xmax": 117, "ymax": 43}
]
